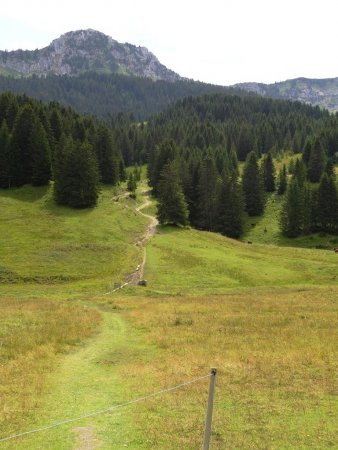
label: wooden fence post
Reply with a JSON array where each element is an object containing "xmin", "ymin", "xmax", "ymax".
[{"xmin": 202, "ymin": 368, "xmax": 217, "ymax": 450}]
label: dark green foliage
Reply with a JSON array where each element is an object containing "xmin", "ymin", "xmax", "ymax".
[
  {"xmin": 277, "ymin": 164, "xmax": 287, "ymax": 195},
  {"xmin": 157, "ymin": 161, "xmax": 189, "ymax": 226},
  {"xmin": 315, "ymin": 173, "xmax": 338, "ymax": 234},
  {"xmin": 308, "ymin": 138, "xmax": 326, "ymax": 182},
  {"xmin": 0, "ymin": 121, "xmax": 10, "ymax": 188},
  {"xmin": 216, "ymin": 176, "xmax": 244, "ymax": 238},
  {"xmin": 262, "ymin": 152, "xmax": 276, "ymax": 192},
  {"xmin": 197, "ymin": 156, "xmax": 220, "ymax": 230},
  {"xmin": 127, "ymin": 172, "xmax": 137, "ymax": 194},
  {"xmin": 29, "ymin": 116, "xmax": 51, "ymax": 186},
  {"xmin": 54, "ymin": 139, "xmax": 99, "ymax": 208},
  {"xmin": 242, "ymin": 151, "xmax": 265, "ymax": 216},
  {"xmin": 96, "ymin": 125, "xmax": 119, "ymax": 184},
  {"xmin": 294, "ymin": 158, "xmax": 307, "ymax": 186},
  {"xmin": 280, "ymin": 177, "xmax": 307, "ymax": 237}
]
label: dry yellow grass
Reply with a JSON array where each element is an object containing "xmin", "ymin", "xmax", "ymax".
[
  {"xmin": 111, "ymin": 287, "xmax": 338, "ymax": 449},
  {"xmin": 0, "ymin": 299, "xmax": 101, "ymax": 437}
]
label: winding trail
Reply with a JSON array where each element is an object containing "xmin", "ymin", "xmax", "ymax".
[{"xmin": 104, "ymin": 188, "xmax": 158, "ymax": 294}]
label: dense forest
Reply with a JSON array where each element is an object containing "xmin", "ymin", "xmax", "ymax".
[
  {"xmin": 0, "ymin": 72, "xmax": 235, "ymax": 120},
  {"xmin": 143, "ymin": 95, "xmax": 338, "ymax": 236},
  {"xmin": 0, "ymin": 92, "xmax": 125, "ymax": 207},
  {"xmin": 1, "ymin": 91, "xmax": 337, "ymax": 235}
]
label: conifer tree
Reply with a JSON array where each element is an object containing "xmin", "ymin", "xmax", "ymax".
[
  {"xmin": 242, "ymin": 151, "xmax": 265, "ymax": 216},
  {"xmin": 29, "ymin": 117, "xmax": 51, "ymax": 186},
  {"xmin": 280, "ymin": 177, "xmax": 306, "ymax": 237},
  {"xmin": 316, "ymin": 173, "xmax": 338, "ymax": 233},
  {"xmin": 54, "ymin": 140, "xmax": 99, "ymax": 208},
  {"xmin": 308, "ymin": 138, "xmax": 326, "ymax": 182},
  {"xmin": 277, "ymin": 164, "xmax": 287, "ymax": 195},
  {"xmin": 127, "ymin": 172, "xmax": 137, "ymax": 195},
  {"xmin": 262, "ymin": 152, "xmax": 276, "ymax": 192},
  {"xmin": 216, "ymin": 175, "xmax": 244, "ymax": 238},
  {"xmin": 197, "ymin": 156, "xmax": 220, "ymax": 230},
  {"xmin": 157, "ymin": 161, "xmax": 189, "ymax": 226},
  {"xmin": 96, "ymin": 125, "xmax": 119, "ymax": 184},
  {"xmin": 0, "ymin": 121, "xmax": 11, "ymax": 188}
]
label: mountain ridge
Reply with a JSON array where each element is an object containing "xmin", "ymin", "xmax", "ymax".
[
  {"xmin": 0, "ymin": 29, "xmax": 181, "ymax": 81},
  {"xmin": 234, "ymin": 77, "xmax": 338, "ymax": 112}
]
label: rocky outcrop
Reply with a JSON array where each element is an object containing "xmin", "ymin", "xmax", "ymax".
[
  {"xmin": 0, "ymin": 29, "xmax": 181, "ymax": 81},
  {"xmin": 235, "ymin": 77, "xmax": 338, "ymax": 112}
]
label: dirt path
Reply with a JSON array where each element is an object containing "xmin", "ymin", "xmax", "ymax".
[{"xmin": 104, "ymin": 188, "xmax": 158, "ymax": 293}]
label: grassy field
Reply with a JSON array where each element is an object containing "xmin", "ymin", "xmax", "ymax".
[{"xmin": 0, "ymin": 181, "xmax": 337, "ymax": 449}]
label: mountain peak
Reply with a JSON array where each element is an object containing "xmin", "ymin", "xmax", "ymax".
[{"xmin": 0, "ymin": 29, "xmax": 181, "ymax": 81}]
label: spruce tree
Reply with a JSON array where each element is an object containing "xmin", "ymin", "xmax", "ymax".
[
  {"xmin": 197, "ymin": 156, "xmax": 220, "ymax": 230},
  {"xmin": 96, "ymin": 125, "xmax": 119, "ymax": 184},
  {"xmin": 127, "ymin": 172, "xmax": 137, "ymax": 195},
  {"xmin": 308, "ymin": 138, "xmax": 326, "ymax": 182},
  {"xmin": 29, "ymin": 116, "xmax": 51, "ymax": 186},
  {"xmin": 157, "ymin": 161, "xmax": 189, "ymax": 226},
  {"xmin": 316, "ymin": 173, "xmax": 338, "ymax": 233},
  {"xmin": 242, "ymin": 151, "xmax": 265, "ymax": 216},
  {"xmin": 262, "ymin": 152, "xmax": 276, "ymax": 192},
  {"xmin": 216, "ymin": 175, "xmax": 244, "ymax": 238},
  {"xmin": 54, "ymin": 140, "xmax": 99, "ymax": 208},
  {"xmin": 280, "ymin": 177, "xmax": 306, "ymax": 237},
  {"xmin": 0, "ymin": 121, "xmax": 11, "ymax": 188},
  {"xmin": 277, "ymin": 164, "xmax": 287, "ymax": 195}
]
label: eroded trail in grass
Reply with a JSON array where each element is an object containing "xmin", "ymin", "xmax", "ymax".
[{"xmin": 2, "ymin": 309, "xmax": 151, "ymax": 450}]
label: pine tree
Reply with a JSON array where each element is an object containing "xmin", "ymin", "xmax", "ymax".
[
  {"xmin": 54, "ymin": 140, "xmax": 100, "ymax": 208},
  {"xmin": 29, "ymin": 116, "xmax": 51, "ymax": 186},
  {"xmin": 216, "ymin": 175, "xmax": 244, "ymax": 238},
  {"xmin": 308, "ymin": 138, "xmax": 326, "ymax": 182},
  {"xmin": 197, "ymin": 156, "xmax": 220, "ymax": 230},
  {"xmin": 262, "ymin": 152, "xmax": 276, "ymax": 192},
  {"xmin": 316, "ymin": 173, "xmax": 338, "ymax": 233},
  {"xmin": 277, "ymin": 164, "xmax": 287, "ymax": 195},
  {"xmin": 96, "ymin": 125, "xmax": 119, "ymax": 184},
  {"xmin": 294, "ymin": 158, "xmax": 307, "ymax": 186},
  {"xmin": 157, "ymin": 161, "xmax": 189, "ymax": 226},
  {"xmin": 280, "ymin": 177, "xmax": 306, "ymax": 237},
  {"xmin": 9, "ymin": 104, "xmax": 37, "ymax": 186},
  {"xmin": 0, "ymin": 121, "xmax": 11, "ymax": 188},
  {"xmin": 242, "ymin": 151, "xmax": 265, "ymax": 216},
  {"xmin": 127, "ymin": 172, "xmax": 137, "ymax": 195}
]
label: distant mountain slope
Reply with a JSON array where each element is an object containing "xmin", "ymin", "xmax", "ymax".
[
  {"xmin": 0, "ymin": 71, "xmax": 234, "ymax": 119},
  {"xmin": 235, "ymin": 77, "xmax": 338, "ymax": 112},
  {"xmin": 0, "ymin": 29, "xmax": 181, "ymax": 81}
]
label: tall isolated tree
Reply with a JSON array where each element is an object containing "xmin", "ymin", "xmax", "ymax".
[
  {"xmin": 197, "ymin": 155, "xmax": 220, "ymax": 230},
  {"xmin": 157, "ymin": 161, "xmax": 189, "ymax": 226},
  {"xmin": 262, "ymin": 152, "xmax": 276, "ymax": 192},
  {"xmin": 242, "ymin": 151, "xmax": 265, "ymax": 216}
]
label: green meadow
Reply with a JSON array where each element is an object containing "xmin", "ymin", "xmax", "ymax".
[{"xmin": 0, "ymin": 183, "xmax": 337, "ymax": 449}]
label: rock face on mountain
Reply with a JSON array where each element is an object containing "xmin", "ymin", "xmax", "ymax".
[
  {"xmin": 235, "ymin": 77, "xmax": 338, "ymax": 112},
  {"xmin": 0, "ymin": 29, "xmax": 181, "ymax": 81}
]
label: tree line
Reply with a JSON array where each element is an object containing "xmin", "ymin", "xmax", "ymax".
[{"xmin": 0, "ymin": 92, "xmax": 125, "ymax": 207}]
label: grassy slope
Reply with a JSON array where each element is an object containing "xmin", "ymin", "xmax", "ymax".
[
  {"xmin": 0, "ymin": 184, "xmax": 148, "ymax": 299},
  {"xmin": 1, "ymin": 181, "xmax": 337, "ymax": 449}
]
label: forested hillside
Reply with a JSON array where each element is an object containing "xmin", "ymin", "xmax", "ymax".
[
  {"xmin": 142, "ymin": 94, "xmax": 338, "ymax": 237},
  {"xmin": 0, "ymin": 92, "xmax": 125, "ymax": 207},
  {"xmin": 0, "ymin": 73, "xmax": 233, "ymax": 119}
]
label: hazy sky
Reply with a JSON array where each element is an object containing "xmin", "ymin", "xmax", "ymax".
[{"xmin": 1, "ymin": 0, "xmax": 337, "ymax": 85}]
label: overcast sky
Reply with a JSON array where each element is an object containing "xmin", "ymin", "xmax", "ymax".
[{"xmin": 1, "ymin": 0, "xmax": 337, "ymax": 86}]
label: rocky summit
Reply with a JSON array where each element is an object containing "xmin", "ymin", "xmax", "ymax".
[
  {"xmin": 235, "ymin": 77, "xmax": 338, "ymax": 112},
  {"xmin": 0, "ymin": 29, "xmax": 181, "ymax": 81}
]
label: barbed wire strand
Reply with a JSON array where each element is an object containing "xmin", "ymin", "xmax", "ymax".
[{"xmin": 0, "ymin": 373, "xmax": 210, "ymax": 444}]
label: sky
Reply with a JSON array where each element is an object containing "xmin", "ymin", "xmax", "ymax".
[{"xmin": 1, "ymin": 0, "xmax": 338, "ymax": 86}]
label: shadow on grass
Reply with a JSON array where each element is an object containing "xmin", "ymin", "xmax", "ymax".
[{"xmin": 0, "ymin": 185, "xmax": 49, "ymax": 202}]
